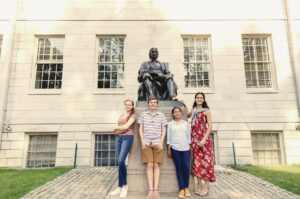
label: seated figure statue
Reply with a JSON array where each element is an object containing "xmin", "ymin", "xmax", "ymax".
[{"xmin": 138, "ymin": 48, "xmax": 178, "ymax": 101}]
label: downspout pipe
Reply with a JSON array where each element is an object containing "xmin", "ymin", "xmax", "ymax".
[
  {"xmin": 0, "ymin": 0, "xmax": 18, "ymax": 148},
  {"xmin": 283, "ymin": 0, "xmax": 300, "ymax": 120}
]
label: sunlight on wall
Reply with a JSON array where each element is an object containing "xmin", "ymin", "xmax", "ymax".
[
  {"xmin": 288, "ymin": 109, "xmax": 299, "ymax": 118},
  {"xmin": 107, "ymin": 111, "xmax": 120, "ymax": 122},
  {"xmin": 151, "ymin": 0, "xmax": 282, "ymax": 19},
  {"xmin": 21, "ymin": 0, "xmax": 69, "ymax": 19},
  {"xmin": 115, "ymin": 0, "xmax": 126, "ymax": 16}
]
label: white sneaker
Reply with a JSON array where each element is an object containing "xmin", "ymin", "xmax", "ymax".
[
  {"xmin": 120, "ymin": 185, "xmax": 128, "ymax": 198},
  {"xmin": 109, "ymin": 187, "xmax": 121, "ymax": 196}
]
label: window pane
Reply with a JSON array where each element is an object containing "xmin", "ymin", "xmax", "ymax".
[
  {"xmin": 183, "ymin": 37, "xmax": 211, "ymax": 88},
  {"xmin": 35, "ymin": 63, "xmax": 63, "ymax": 89},
  {"xmin": 27, "ymin": 135, "xmax": 57, "ymax": 168},
  {"xmin": 94, "ymin": 134, "xmax": 118, "ymax": 167},
  {"xmin": 37, "ymin": 38, "xmax": 64, "ymax": 62},
  {"xmin": 98, "ymin": 37, "xmax": 125, "ymax": 89},
  {"xmin": 242, "ymin": 37, "xmax": 272, "ymax": 88},
  {"xmin": 251, "ymin": 133, "xmax": 281, "ymax": 165},
  {"xmin": 35, "ymin": 37, "xmax": 64, "ymax": 90}
]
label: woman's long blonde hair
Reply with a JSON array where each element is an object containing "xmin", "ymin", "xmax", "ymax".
[{"xmin": 124, "ymin": 99, "xmax": 135, "ymax": 122}]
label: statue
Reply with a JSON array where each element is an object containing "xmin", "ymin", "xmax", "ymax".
[{"xmin": 138, "ymin": 48, "xmax": 178, "ymax": 101}]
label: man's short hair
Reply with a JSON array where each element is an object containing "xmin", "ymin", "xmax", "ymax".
[{"xmin": 148, "ymin": 96, "xmax": 158, "ymax": 104}]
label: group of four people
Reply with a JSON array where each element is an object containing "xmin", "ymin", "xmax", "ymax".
[{"xmin": 110, "ymin": 92, "xmax": 215, "ymax": 199}]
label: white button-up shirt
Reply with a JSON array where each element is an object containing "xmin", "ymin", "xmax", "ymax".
[{"xmin": 167, "ymin": 120, "xmax": 191, "ymax": 151}]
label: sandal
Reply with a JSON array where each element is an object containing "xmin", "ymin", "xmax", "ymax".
[
  {"xmin": 195, "ymin": 181, "xmax": 202, "ymax": 195},
  {"xmin": 199, "ymin": 186, "xmax": 209, "ymax": 196},
  {"xmin": 195, "ymin": 191, "xmax": 202, "ymax": 196}
]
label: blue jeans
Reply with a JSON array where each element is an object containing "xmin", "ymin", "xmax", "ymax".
[
  {"xmin": 171, "ymin": 148, "xmax": 191, "ymax": 190},
  {"xmin": 116, "ymin": 135, "xmax": 134, "ymax": 187}
]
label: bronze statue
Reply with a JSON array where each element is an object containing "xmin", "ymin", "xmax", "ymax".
[{"xmin": 138, "ymin": 48, "xmax": 178, "ymax": 101}]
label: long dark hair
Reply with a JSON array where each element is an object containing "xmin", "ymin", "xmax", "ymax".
[
  {"xmin": 124, "ymin": 99, "xmax": 135, "ymax": 122},
  {"xmin": 192, "ymin": 92, "xmax": 209, "ymax": 109}
]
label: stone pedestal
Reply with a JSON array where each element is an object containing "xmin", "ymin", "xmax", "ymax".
[{"xmin": 127, "ymin": 101, "xmax": 195, "ymax": 192}]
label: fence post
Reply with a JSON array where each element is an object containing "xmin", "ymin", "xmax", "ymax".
[
  {"xmin": 232, "ymin": 142, "xmax": 236, "ymax": 166},
  {"xmin": 74, "ymin": 143, "xmax": 78, "ymax": 168}
]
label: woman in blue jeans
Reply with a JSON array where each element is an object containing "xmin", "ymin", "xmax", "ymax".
[
  {"xmin": 109, "ymin": 99, "xmax": 136, "ymax": 198},
  {"xmin": 167, "ymin": 107, "xmax": 191, "ymax": 198}
]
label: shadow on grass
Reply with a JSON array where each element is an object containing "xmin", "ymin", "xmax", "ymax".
[{"xmin": 232, "ymin": 165, "xmax": 300, "ymax": 195}]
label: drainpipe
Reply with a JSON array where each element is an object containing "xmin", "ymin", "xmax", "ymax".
[
  {"xmin": 283, "ymin": 0, "xmax": 300, "ymax": 119},
  {"xmin": 0, "ymin": 0, "xmax": 19, "ymax": 148}
]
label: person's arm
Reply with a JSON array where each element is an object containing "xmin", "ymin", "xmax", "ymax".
[
  {"xmin": 180, "ymin": 100, "xmax": 192, "ymax": 118},
  {"xmin": 139, "ymin": 124, "xmax": 147, "ymax": 150},
  {"xmin": 158, "ymin": 114, "xmax": 168, "ymax": 150},
  {"xmin": 167, "ymin": 123, "xmax": 172, "ymax": 149},
  {"xmin": 137, "ymin": 113, "xmax": 147, "ymax": 150},
  {"xmin": 199, "ymin": 110, "xmax": 212, "ymax": 147},
  {"xmin": 114, "ymin": 117, "xmax": 135, "ymax": 132},
  {"xmin": 187, "ymin": 123, "xmax": 191, "ymax": 145},
  {"xmin": 158, "ymin": 125, "xmax": 166, "ymax": 150}
]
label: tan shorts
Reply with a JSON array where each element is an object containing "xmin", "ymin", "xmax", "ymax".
[{"xmin": 141, "ymin": 142, "xmax": 163, "ymax": 164}]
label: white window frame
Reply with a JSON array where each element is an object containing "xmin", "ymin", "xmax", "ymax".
[
  {"xmin": 94, "ymin": 35, "xmax": 126, "ymax": 95},
  {"xmin": 250, "ymin": 131, "xmax": 285, "ymax": 165},
  {"xmin": 181, "ymin": 35, "xmax": 214, "ymax": 94},
  {"xmin": 91, "ymin": 132, "xmax": 118, "ymax": 167},
  {"xmin": 23, "ymin": 132, "xmax": 58, "ymax": 168},
  {"xmin": 29, "ymin": 35, "xmax": 65, "ymax": 95},
  {"xmin": 211, "ymin": 131, "xmax": 219, "ymax": 165},
  {"xmin": 242, "ymin": 34, "xmax": 278, "ymax": 93}
]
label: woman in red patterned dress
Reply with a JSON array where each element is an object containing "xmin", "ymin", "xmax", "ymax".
[{"xmin": 181, "ymin": 92, "xmax": 215, "ymax": 196}]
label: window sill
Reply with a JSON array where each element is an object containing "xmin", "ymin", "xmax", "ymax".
[
  {"xmin": 94, "ymin": 89, "xmax": 125, "ymax": 95},
  {"xmin": 29, "ymin": 89, "xmax": 62, "ymax": 95},
  {"xmin": 182, "ymin": 88, "xmax": 215, "ymax": 94},
  {"xmin": 246, "ymin": 88, "xmax": 279, "ymax": 94}
]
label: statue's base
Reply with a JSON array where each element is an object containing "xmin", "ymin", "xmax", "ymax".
[{"xmin": 135, "ymin": 100, "xmax": 183, "ymax": 107}]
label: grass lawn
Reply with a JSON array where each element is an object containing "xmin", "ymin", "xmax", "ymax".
[
  {"xmin": 0, "ymin": 167, "xmax": 72, "ymax": 199},
  {"xmin": 232, "ymin": 165, "xmax": 300, "ymax": 195}
]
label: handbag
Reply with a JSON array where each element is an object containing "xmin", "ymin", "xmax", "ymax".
[{"xmin": 167, "ymin": 146, "xmax": 172, "ymax": 158}]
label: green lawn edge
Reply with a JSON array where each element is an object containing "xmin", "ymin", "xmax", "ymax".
[
  {"xmin": 232, "ymin": 165, "xmax": 300, "ymax": 195},
  {"xmin": 0, "ymin": 167, "xmax": 73, "ymax": 199}
]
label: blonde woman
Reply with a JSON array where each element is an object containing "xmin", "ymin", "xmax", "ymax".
[{"xmin": 109, "ymin": 99, "xmax": 136, "ymax": 198}]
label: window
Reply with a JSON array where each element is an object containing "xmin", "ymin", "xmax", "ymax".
[
  {"xmin": 94, "ymin": 134, "xmax": 117, "ymax": 166},
  {"xmin": 210, "ymin": 131, "xmax": 218, "ymax": 165},
  {"xmin": 242, "ymin": 36, "xmax": 273, "ymax": 88},
  {"xmin": 27, "ymin": 135, "xmax": 57, "ymax": 168},
  {"xmin": 34, "ymin": 37, "xmax": 64, "ymax": 89},
  {"xmin": 183, "ymin": 36, "xmax": 212, "ymax": 88},
  {"xmin": 251, "ymin": 132, "xmax": 282, "ymax": 165},
  {"xmin": 97, "ymin": 37, "xmax": 124, "ymax": 89}
]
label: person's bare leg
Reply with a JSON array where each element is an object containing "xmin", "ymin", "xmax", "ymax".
[
  {"xmin": 146, "ymin": 162, "xmax": 154, "ymax": 190},
  {"xmin": 200, "ymin": 180, "xmax": 209, "ymax": 196},
  {"xmin": 153, "ymin": 163, "xmax": 160, "ymax": 189},
  {"xmin": 195, "ymin": 177, "xmax": 202, "ymax": 195},
  {"xmin": 153, "ymin": 163, "xmax": 161, "ymax": 199}
]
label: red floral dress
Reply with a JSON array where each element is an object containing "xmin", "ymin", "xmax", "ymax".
[{"xmin": 191, "ymin": 112, "xmax": 216, "ymax": 182}]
